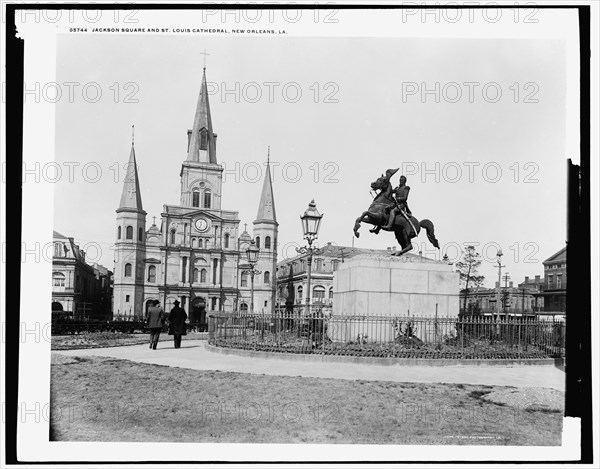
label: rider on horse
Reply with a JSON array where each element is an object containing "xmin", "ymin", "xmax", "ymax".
[
  {"xmin": 383, "ymin": 175, "xmax": 412, "ymax": 230},
  {"xmin": 354, "ymin": 168, "xmax": 439, "ymax": 256}
]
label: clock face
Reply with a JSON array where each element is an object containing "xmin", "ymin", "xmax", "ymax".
[{"xmin": 194, "ymin": 218, "xmax": 210, "ymax": 233}]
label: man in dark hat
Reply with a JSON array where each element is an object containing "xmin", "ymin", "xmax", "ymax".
[
  {"xmin": 168, "ymin": 300, "xmax": 188, "ymax": 349},
  {"xmin": 146, "ymin": 299, "xmax": 164, "ymax": 350}
]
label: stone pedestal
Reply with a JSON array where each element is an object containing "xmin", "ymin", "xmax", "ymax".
[{"xmin": 330, "ymin": 254, "xmax": 460, "ymax": 342}]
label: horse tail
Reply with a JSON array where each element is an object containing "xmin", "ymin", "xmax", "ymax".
[{"xmin": 419, "ymin": 219, "xmax": 439, "ymax": 249}]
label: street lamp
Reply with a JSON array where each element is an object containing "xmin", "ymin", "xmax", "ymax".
[
  {"xmin": 243, "ymin": 241, "xmax": 261, "ymax": 314},
  {"xmin": 296, "ymin": 200, "xmax": 324, "ymax": 315},
  {"xmin": 495, "ymin": 248, "xmax": 505, "ymax": 318}
]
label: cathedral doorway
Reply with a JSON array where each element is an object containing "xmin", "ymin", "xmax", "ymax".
[{"xmin": 192, "ymin": 297, "xmax": 207, "ymax": 332}]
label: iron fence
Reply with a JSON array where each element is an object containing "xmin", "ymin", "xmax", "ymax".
[{"xmin": 208, "ymin": 312, "xmax": 565, "ymax": 359}]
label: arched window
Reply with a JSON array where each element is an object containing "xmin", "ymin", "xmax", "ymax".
[
  {"xmin": 264, "ymin": 271, "xmax": 270, "ymax": 284},
  {"xmin": 203, "ymin": 189, "xmax": 211, "ymax": 209},
  {"xmin": 147, "ymin": 265, "xmax": 156, "ymax": 283},
  {"xmin": 191, "ymin": 238, "xmax": 196, "ymax": 248},
  {"xmin": 126, "ymin": 226, "xmax": 133, "ymax": 240},
  {"xmin": 52, "ymin": 272, "xmax": 65, "ymax": 288},
  {"xmin": 224, "ymin": 233, "xmax": 230, "ymax": 249},
  {"xmin": 200, "ymin": 128, "xmax": 208, "ymax": 150},
  {"xmin": 241, "ymin": 272, "xmax": 248, "ymax": 287},
  {"xmin": 313, "ymin": 286, "xmax": 326, "ymax": 303},
  {"xmin": 192, "ymin": 189, "xmax": 200, "ymax": 207},
  {"xmin": 265, "ymin": 236, "xmax": 271, "ymax": 250},
  {"xmin": 240, "ymin": 302, "xmax": 248, "ymax": 312},
  {"xmin": 138, "ymin": 227, "xmax": 143, "ymax": 242},
  {"xmin": 124, "ymin": 263, "xmax": 132, "ymax": 277},
  {"xmin": 255, "ymin": 236, "xmax": 260, "ymax": 249},
  {"xmin": 170, "ymin": 230, "xmax": 176, "ymax": 244},
  {"xmin": 329, "ymin": 287, "xmax": 334, "ymax": 299},
  {"xmin": 117, "ymin": 226, "xmax": 121, "ymax": 239},
  {"xmin": 198, "ymin": 238, "xmax": 203, "ymax": 248},
  {"xmin": 297, "ymin": 285, "xmax": 303, "ymax": 300},
  {"xmin": 193, "ymin": 268, "xmax": 199, "ymax": 283},
  {"xmin": 54, "ymin": 243, "xmax": 63, "ymax": 258},
  {"xmin": 200, "ymin": 268, "xmax": 207, "ymax": 283}
]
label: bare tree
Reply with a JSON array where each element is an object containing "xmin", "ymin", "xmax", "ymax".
[{"xmin": 455, "ymin": 245, "xmax": 485, "ymax": 313}]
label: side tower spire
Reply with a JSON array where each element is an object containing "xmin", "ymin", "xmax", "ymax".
[
  {"xmin": 118, "ymin": 125, "xmax": 144, "ymax": 212},
  {"xmin": 114, "ymin": 126, "xmax": 147, "ymax": 320},
  {"xmin": 255, "ymin": 146, "xmax": 277, "ymax": 224},
  {"xmin": 252, "ymin": 147, "xmax": 278, "ymax": 314}
]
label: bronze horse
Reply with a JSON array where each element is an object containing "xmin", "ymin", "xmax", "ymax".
[{"xmin": 353, "ymin": 168, "xmax": 440, "ymax": 256}]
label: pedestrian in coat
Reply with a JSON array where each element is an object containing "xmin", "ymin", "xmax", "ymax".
[
  {"xmin": 168, "ymin": 300, "xmax": 187, "ymax": 349},
  {"xmin": 146, "ymin": 300, "xmax": 164, "ymax": 350}
]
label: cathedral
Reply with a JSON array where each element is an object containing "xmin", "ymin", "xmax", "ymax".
[{"xmin": 112, "ymin": 67, "xmax": 278, "ymax": 323}]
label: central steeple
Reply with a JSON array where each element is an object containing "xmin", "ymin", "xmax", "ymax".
[
  {"xmin": 186, "ymin": 67, "xmax": 217, "ymax": 164},
  {"xmin": 180, "ymin": 65, "xmax": 223, "ymax": 210}
]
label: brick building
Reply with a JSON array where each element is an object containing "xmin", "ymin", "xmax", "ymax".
[
  {"xmin": 532, "ymin": 246, "xmax": 567, "ymax": 315},
  {"xmin": 51, "ymin": 231, "xmax": 113, "ymax": 320}
]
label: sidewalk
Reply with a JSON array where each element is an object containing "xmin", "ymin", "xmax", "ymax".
[{"xmin": 54, "ymin": 340, "xmax": 565, "ymax": 391}]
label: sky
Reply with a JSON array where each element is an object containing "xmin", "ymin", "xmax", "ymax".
[{"xmin": 54, "ymin": 33, "xmax": 570, "ymax": 287}]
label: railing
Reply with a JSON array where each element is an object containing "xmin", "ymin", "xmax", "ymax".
[{"xmin": 208, "ymin": 312, "xmax": 565, "ymax": 359}]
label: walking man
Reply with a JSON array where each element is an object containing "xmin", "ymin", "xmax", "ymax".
[
  {"xmin": 146, "ymin": 299, "xmax": 164, "ymax": 350},
  {"xmin": 168, "ymin": 300, "xmax": 188, "ymax": 349}
]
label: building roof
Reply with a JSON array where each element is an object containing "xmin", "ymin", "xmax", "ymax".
[
  {"xmin": 53, "ymin": 230, "xmax": 69, "ymax": 239},
  {"xmin": 278, "ymin": 243, "xmax": 437, "ymax": 266},
  {"xmin": 543, "ymin": 246, "xmax": 567, "ymax": 265}
]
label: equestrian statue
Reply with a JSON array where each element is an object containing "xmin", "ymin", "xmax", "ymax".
[{"xmin": 353, "ymin": 168, "xmax": 440, "ymax": 256}]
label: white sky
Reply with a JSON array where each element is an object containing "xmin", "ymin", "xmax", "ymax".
[{"xmin": 54, "ymin": 33, "xmax": 569, "ymax": 287}]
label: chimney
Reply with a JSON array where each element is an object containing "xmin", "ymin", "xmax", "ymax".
[
  {"xmin": 495, "ymin": 281, "xmax": 499, "ymax": 288},
  {"xmin": 387, "ymin": 247, "xmax": 391, "ymax": 252},
  {"xmin": 391, "ymin": 246, "xmax": 396, "ymax": 252},
  {"xmin": 509, "ymin": 281, "xmax": 513, "ymax": 288},
  {"xmin": 525, "ymin": 276, "xmax": 529, "ymax": 283},
  {"xmin": 535, "ymin": 275, "xmax": 540, "ymax": 283}
]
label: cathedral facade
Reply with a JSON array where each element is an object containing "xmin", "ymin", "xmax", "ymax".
[{"xmin": 112, "ymin": 67, "xmax": 278, "ymax": 323}]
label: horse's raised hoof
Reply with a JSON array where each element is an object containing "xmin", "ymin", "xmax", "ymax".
[{"xmin": 354, "ymin": 230, "xmax": 360, "ymax": 238}]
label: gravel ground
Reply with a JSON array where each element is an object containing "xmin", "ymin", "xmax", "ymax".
[{"xmin": 481, "ymin": 387, "xmax": 564, "ymax": 413}]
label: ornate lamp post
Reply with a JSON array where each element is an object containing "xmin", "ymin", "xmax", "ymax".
[
  {"xmin": 296, "ymin": 200, "xmax": 324, "ymax": 315},
  {"xmin": 495, "ymin": 248, "xmax": 505, "ymax": 318},
  {"xmin": 243, "ymin": 241, "xmax": 261, "ymax": 313}
]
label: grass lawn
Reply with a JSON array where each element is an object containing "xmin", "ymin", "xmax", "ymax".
[
  {"xmin": 50, "ymin": 354, "xmax": 563, "ymax": 445},
  {"xmin": 51, "ymin": 331, "xmax": 206, "ymax": 350}
]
